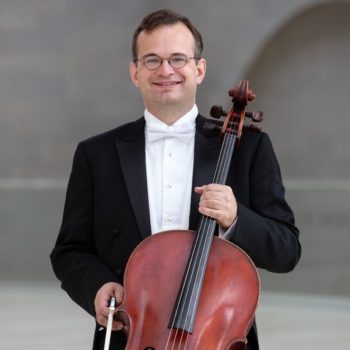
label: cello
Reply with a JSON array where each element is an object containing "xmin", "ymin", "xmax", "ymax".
[{"xmin": 116, "ymin": 80, "xmax": 262, "ymax": 350}]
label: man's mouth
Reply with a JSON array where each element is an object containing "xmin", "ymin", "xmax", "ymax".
[{"xmin": 153, "ymin": 81, "xmax": 181, "ymax": 86}]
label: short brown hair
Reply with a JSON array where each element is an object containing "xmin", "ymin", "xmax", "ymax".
[{"xmin": 132, "ymin": 9, "xmax": 203, "ymax": 62}]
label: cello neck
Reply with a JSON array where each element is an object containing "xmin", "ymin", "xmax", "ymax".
[{"xmin": 168, "ymin": 132, "xmax": 238, "ymax": 333}]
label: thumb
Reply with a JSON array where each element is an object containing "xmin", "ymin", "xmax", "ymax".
[{"xmin": 194, "ymin": 185, "xmax": 205, "ymax": 194}]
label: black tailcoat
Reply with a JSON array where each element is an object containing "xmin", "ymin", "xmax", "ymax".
[{"xmin": 51, "ymin": 115, "xmax": 301, "ymax": 350}]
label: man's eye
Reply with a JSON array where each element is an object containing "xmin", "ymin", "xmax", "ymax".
[
  {"xmin": 171, "ymin": 56, "xmax": 186, "ymax": 63},
  {"xmin": 145, "ymin": 57, "xmax": 160, "ymax": 64}
]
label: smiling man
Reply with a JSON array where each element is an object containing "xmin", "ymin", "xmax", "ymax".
[
  {"xmin": 51, "ymin": 9, "xmax": 301, "ymax": 350},
  {"xmin": 130, "ymin": 21, "xmax": 206, "ymax": 123}
]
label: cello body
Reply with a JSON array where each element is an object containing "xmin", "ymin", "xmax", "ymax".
[{"xmin": 116, "ymin": 230, "xmax": 260, "ymax": 350}]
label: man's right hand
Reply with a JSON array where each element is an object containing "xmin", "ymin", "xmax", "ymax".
[{"xmin": 94, "ymin": 282, "xmax": 125, "ymax": 330}]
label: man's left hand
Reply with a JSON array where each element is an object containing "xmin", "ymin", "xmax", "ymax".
[{"xmin": 194, "ymin": 184, "xmax": 237, "ymax": 229}]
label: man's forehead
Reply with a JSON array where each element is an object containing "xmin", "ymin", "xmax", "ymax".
[{"xmin": 136, "ymin": 23, "xmax": 196, "ymax": 53}]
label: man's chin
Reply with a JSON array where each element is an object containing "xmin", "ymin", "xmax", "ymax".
[{"xmin": 154, "ymin": 94, "xmax": 182, "ymax": 106}]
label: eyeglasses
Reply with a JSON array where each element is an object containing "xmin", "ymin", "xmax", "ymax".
[{"xmin": 136, "ymin": 54, "xmax": 198, "ymax": 70}]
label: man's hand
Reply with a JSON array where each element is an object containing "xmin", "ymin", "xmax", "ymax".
[
  {"xmin": 195, "ymin": 184, "xmax": 237, "ymax": 229},
  {"xmin": 94, "ymin": 282, "xmax": 124, "ymax": 331}
]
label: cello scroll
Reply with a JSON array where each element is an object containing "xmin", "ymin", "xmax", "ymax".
[{"xmin": 207, "ymin": 80, "xmax": 263, "ymax": 137}]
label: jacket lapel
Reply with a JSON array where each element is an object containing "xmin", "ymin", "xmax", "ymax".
[
  {"xmin": 114, "ymin": 117, "xmax": 151, "ymax": 239},
  {"xmin": 189, "ymin": 115, "xmax": 221, "ymax": 230}
]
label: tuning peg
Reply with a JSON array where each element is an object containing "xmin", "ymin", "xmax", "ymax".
[
  {"xmin": 245, "ymin": 111, "xmax": 263, "ymax": 122},
  {"xmin": 210, "ymin": 105, "xmax": 227, "ymax": 119},
  {"xmin": 204, "ymin": 121, "xmax": 221, "ymax": 131}
]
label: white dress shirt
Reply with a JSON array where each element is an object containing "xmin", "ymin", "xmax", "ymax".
[
  {"xmin": 144, "ymin": 105, "xmax": 236, "ymax": 238},
  {"xmin": 145, "ymin": 105, "xmax": 197, "ymax": 234}
]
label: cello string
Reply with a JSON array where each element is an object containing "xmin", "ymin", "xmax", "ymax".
[
  {"xmin": 165, "ymin": 138, "xmax": 228, "ymax": 347},
  {"xmin": 165, "ymin": 130, "xmax": 230, "ymax": 332},
  {"xmin": 183, "ymin": 131, "xmax": 234, "ymax": 323},
  {"xmin": 179, "ymin": 131, "xmax": 236, "ymax": 340},
  {"xmin": 165, "ymin": 218, "xmax": 212, "ymax": 347},
  {"xmin": 165, "ymin": 125, "xmax": 238, "ymax": 350},
  {"xmin": 187, "ymin": 131, "xmax": 237, "ymax": 327},
  {"xmin": 188, "ymin": 126, "xmax": 238, "ymax": 325}
]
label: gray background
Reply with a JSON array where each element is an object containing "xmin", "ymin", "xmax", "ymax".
[{"xmin": 1, "ymin": 0, "xmax": 349, "ymax": 302}]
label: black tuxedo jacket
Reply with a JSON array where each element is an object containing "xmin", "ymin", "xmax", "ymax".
[{"xmin": 51, "ymin": 115, "xmax": 301, "ymax": 350}]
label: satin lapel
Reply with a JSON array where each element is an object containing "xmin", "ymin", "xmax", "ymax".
[
  {"xmin": 189, "ymin": 115, "xmax": 221, "ymax": 230},
  {"xmin": 114, "ymin": 118, "xmax": 151, "ymax": 239}
]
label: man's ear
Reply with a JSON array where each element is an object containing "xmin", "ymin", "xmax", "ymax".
[
  {"xmin": 196, "ymin": 58, "xmax": 206, "ymax": 85},
  {"xmin": 129, "ymin": 62, "xmax": 139, "ymax": 87}
]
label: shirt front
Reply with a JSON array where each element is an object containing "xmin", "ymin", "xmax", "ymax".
[{"xmin": 144, "ymin": 105, "xmax": 197, "ymax": 234}]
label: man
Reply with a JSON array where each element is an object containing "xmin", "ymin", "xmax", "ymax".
[{"xmin": 50, "ymin": 9, "xmax": 301, "ymax": 350}]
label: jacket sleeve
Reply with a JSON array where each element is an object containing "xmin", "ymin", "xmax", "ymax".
[
  {"xmin": 232, "ymin": 132, "xmax": 301, "ymax": 273},
  {"xmin": 50, "ymin": 142, "xmax": 119, "ymax": 317}
]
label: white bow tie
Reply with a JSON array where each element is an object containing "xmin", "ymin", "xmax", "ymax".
[{"xmin": 146, "ymin": 123, "xmax": 194, "ymax": 144}]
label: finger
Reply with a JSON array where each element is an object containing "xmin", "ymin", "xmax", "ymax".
[
  {"xmin": 198, "ymin": 205, "xmax": 222, "ymax": 219},
  {"xmin": 199, "ymin": 192, "xmax": 220, "ymax": 205},
  {"xmin": 200, "ymin": 185, "xmax": 230, "ymax": 197},
  {"xmin": 114, "ymin": 293, "xmax": 123, "ymax": 306},
  {"xmin": 201, "ymin": 184, "xmax": 225, "ymax": 190},
  {"xmin": 97, "ymin": 314, "xmax": 124, "ymax": 331},
  {"xmin": 199, "ymin": 200, "xmax": 236, "ymax": 228},
  {"xmin": 96, "ymin": 314, "xmax": 108, "ymax": 327},
  {"xmin": 112, "ymin": 320, "xmax": 125, "ymax": 331},
  {"xmin": 199, "ymin": 188, "xmax": 234, "ymax": 206},
  {"xmin": 194, "ymin": 185, "xmax": 206, "ymax": 194}
]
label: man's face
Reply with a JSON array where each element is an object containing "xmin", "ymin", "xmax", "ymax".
[{"xmin": 130, "ymin": 22, "xmax": 206, "ymax": 120}]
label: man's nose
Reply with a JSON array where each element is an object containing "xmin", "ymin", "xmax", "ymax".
[{"xmin": 157, "ymin": 60, "xmax": 175, "ymax": 75}]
